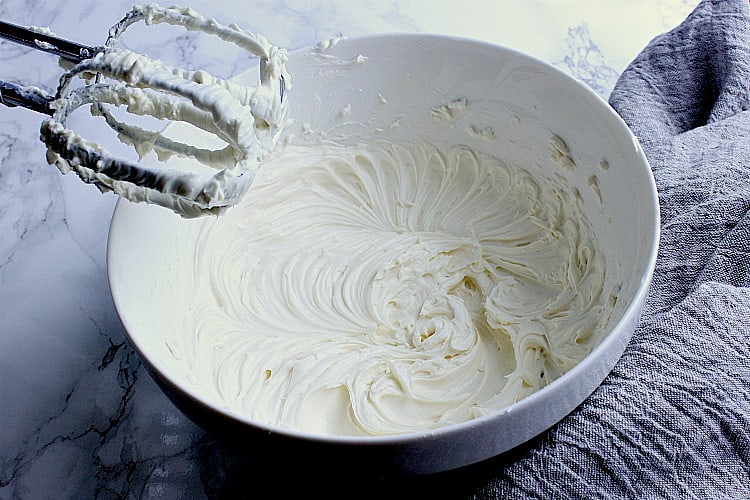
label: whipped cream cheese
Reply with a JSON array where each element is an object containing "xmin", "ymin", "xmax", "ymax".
[{"xmin": 168, "ymin": 138, "xmax": 614, "ymax": 436}]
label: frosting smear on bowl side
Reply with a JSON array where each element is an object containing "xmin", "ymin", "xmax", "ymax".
[{"xmin": 169, "ymin": 139, "xmax": 615, "ymax": 436}]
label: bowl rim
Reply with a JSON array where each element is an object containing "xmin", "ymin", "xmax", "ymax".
[{"xmin": 106, "ymin": 31, "xmax": 661, "ymax": 447}]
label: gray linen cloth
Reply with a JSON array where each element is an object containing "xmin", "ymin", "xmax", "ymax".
[{"xmin": 478, "ymin": 0, "xmax": 750, "ymax": 497}]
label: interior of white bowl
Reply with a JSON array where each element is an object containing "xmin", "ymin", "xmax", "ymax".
[{"xmin": 107, "ymin": 34, "xmax": 659, "ymax": 473}]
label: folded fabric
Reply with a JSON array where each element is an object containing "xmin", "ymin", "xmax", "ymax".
[{"xmin": 483, "ymin": 0, "xmax": 750, "ymax": 497}]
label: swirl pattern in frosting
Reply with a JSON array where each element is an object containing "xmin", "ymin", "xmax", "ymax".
[{"xmin": 178, "ymin": 139, "xmax": 613, "ymax": 436}]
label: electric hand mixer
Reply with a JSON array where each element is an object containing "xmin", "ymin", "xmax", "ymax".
[{"xmin": 0, "ymin": 4, "xmax": 289, "ymax": 218}]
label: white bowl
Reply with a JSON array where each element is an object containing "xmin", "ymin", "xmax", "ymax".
[{"xmin": 107, "ymin": 34, "xmax": 659, "ymax": 476}]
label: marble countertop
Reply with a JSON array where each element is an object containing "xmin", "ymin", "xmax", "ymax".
[{"xmin": 0, "ymin": 0, "xmax": 698, "ymax": 497}]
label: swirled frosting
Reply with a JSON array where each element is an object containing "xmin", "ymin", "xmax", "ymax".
[{"xmin": 174, "ymin": 139, "xmax": 613, "ymax": 436}]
